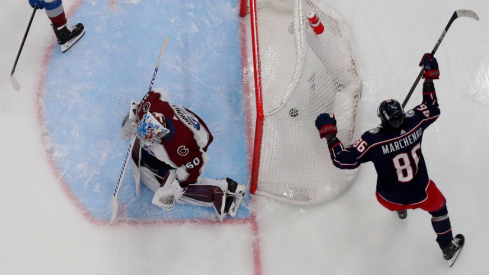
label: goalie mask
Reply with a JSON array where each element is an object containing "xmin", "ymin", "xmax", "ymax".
[
  {"xmin": 378, "ymin": 99, "xmax": 405, "ymax": 129},
  {"xmin": 136, "ymin": 103, "xmax": 170, "ymax": 144}
]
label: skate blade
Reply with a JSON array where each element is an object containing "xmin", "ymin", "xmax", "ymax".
[
  {"xmin": 227, "ymin": 185, "xmax": 246, "ymax": 217},
  {"xmin": 447, "ymin": 246, "xmax": 463, "ymax": 267},
  {"xmin": 61, "ymin": 29, "xmax": 86, "ymax": 53}
]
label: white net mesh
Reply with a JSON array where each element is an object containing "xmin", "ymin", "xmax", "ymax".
[{"xmin": 243, "ymin": 0, "xmax": 362, "ymax": 204}]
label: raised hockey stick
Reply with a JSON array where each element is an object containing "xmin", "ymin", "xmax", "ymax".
[
  {"xmin": 401, "ymin": 10, "xmax": 479, "ymax": 108},
  {"xmin": 110, "ymin": 37, "xmax": 170, "ymax": 223},
  {"xmin": 149, "ymin": 37, "xmax": 169, "ymax": 91},
  {"xmin": 10, "ymin": 6, "xmax": 38, "ymax": 92}
]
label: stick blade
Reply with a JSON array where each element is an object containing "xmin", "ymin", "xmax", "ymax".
[
  {"xmin": 10, "ymin": 74, "xmax": 21, "ymax": 91},
  {"xmin": 456, "ymin": 10, "xmax": 479, "ymax": 21},
  {"xmin": 110, "ymin": 197, "xmax": 118, "ymax": 223}
]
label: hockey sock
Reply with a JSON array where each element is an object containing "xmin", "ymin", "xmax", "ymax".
[
  {"xmin": 49, "ymin": 12, "xmax": 67, "ymax": 28},
  {"xmin": 429, "ymin": 205, "xmax": 454, "ymax": 248},
  {"xmin": 45, "ymin": 0, "xmax": 68, "ymax": 28}
]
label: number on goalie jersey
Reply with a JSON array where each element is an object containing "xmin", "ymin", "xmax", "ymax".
[
  {"xmin": 315, "ymin": 54, "xmax": 464, "ymax": 265},
  {"xmin": 120, "ymin": 88, "xmax": 246, "ymax": 222}
]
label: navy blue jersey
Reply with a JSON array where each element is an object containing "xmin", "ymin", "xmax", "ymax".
[{"xmin": 329, "ymin": 82, "xmax": 440, "ymax": 205}]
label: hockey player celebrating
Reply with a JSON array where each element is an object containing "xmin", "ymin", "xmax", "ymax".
[
  {"xmin": 28, "ymin": 0, "xmax": 85, "ymax": 53},
  {"xmin": 121, "ymin": 88, "xmax": 246, "ymax": 222},
  {"xmin": 315, "ymin": 54, "xmax": 464, "ymax": 266}
]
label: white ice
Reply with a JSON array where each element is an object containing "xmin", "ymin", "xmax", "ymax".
[{"xmin": 1, "ymin": 0, "xmax": 489, "ymax": 274}]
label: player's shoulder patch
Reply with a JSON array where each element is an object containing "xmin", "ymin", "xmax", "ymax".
[
  {"xmin": 369, "ymin": 127, "xmax": 381, "ymax": 134},
  {"xmin": 405, "ymin": 109, "xmax": 415, "ymax": 118}
]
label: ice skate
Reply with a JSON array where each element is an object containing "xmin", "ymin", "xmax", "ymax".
[
  {"xmin": 224, "ymin": 178, "xmax": 246, "ymax": 217},
  {"xmin": 442, "ymin": 234, "xmax": 465, "ymax": 267},
  {"xmin": 52, "ymin": 23, "xmax": 86, "ymax": 53}
]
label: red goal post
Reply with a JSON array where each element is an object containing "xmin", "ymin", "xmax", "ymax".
[{"xmin": 240, "ymin": 0, "xmax": 362, "ymax": 204}]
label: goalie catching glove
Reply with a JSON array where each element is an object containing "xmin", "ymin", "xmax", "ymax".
[{"xmin": 152, "ymin": 178, "xmax": 186, "ymax": 210}]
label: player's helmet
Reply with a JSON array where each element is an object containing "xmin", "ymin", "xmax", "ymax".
[
  {"xmin": 136, "ymin": 101, "xmax": 170, "ymax": 144},
  {"xmin": 377, "ymin": 99, "xmax": 405, "ymax": 129}
]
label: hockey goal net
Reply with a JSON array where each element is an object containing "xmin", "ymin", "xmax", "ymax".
[{"xmin": 240, "ymin": 0, "xmax": 362, "ymax": 204}]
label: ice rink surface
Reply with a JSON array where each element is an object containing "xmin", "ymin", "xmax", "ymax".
[{"xmin": 1, "ymin": 0, "xmax": 489, "ymax": 274}]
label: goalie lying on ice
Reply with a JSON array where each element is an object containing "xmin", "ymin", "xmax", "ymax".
[{"xmin": 121, "ymin": 88, "xmax": 246, "ymax": 221}]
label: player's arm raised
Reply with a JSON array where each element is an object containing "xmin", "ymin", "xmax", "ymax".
[
  {"xmin": 417, "ymin": 54, "xmax": 441, "ymax": 117},
  {"xmin": 315, "ymin": 113, "xmax": 365, "ymax": 169}
]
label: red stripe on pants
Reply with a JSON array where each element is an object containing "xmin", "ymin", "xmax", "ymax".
[{"xmin": 376, "ymin": 180, "xmax": 446, "ymax": 212}]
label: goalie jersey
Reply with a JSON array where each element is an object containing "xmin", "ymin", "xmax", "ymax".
[
  {"xmin": 137, "ymin": 90, "xmax": 214, "ymax": 188},
  {"xmin": 329, "ymin": 82, "xmax": 440, "ymax": 205}
]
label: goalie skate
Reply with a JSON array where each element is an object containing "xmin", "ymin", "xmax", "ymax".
[{"xmin": 225, "ymin": 184, "xmax": 246, "ymax": 218}]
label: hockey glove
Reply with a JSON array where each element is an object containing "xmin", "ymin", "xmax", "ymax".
[
  {"xmin": 120, "ymin": 101, "xmax": 139, "ymax": 139},
  {"xmin": 152, "ymin": 179, "xmax": 185, "ymax": 210},
  {"xmin": 315, "ymin": 113, "xmax": 337, "ymax": 139},
  {"xmin": 29, "ymin": 0, "xmax": 45, "ymax": 9},
  {"xmin": 419, "ymin": 53, "xmax": 439, "ymax": 80}
]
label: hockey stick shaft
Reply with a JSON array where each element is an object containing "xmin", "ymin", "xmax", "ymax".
[
  {"xmin": 110, "ymin": 38, "xmax": 169, "ymax": 223},
  {"xmin": 148, "ymin": 37, "xmax": 169, "ymax": 91},
  {"xmin": 10, "ymin": 6, "xmax": 38, "ymax": 92},
  {"xmin": 402, "ymin": 10, "xmax": 479, "ymax": 108},
  {"xmin": 110, "ymin": 136, "xmax": 136, "ymax": 223}
]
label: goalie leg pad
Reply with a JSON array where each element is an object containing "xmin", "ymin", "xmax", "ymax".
[
  {"xmin": 131, "ymin": 138, "xmax": 142, "ymax": 196},
  {"xmin": 225, "ymin": 185, "xmax": 246, "ymax": 218},
  {"xmin": 177, "ymin": 178, "xmax": 229, "ymax": 221},
  {"xmin": 139, "ymin": 164, "xmax": 176, "ymax": 194}
]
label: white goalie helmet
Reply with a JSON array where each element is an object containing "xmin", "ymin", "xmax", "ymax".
[
  {"xmin": 136, "ymin": 89, "xmax": 171, "ymax": 144},
  {"xmin": 137, "ymin": 111, "xmax": 170, "ymax": 144}
]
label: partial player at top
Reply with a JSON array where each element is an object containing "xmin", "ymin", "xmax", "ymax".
[{"xmin": 29, "ymin": 0, "xmax": 85, "ymax": 52}]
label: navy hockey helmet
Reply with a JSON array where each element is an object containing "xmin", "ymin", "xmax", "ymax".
[{"xmin": 377, "ymin": 99, "xmax": 405, "ymax": 129}]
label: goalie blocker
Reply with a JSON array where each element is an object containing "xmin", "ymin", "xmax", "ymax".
[{"xmin": 121, "ymin": 88, "xmax": 246, "ymax": 221}]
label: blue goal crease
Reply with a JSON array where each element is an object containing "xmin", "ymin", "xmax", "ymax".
[{"xmin": 43, "ymin": 0, "xmax": 250, "ymax": 221}]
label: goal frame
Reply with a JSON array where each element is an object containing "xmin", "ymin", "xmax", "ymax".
[{"xmin": 240, "ymin": 0, "xmax": 362, "ymax": 204}]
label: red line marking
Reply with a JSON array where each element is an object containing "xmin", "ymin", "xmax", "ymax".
[
  {"xmin": 109, "ymin": 0, "xmax": 118, "ymax": 11},
  {"xmin": 239, "ymin": 1, "xmax": 262, "ymax": 274}
]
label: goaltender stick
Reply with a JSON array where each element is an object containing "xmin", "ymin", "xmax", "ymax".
[
  {"xmin": 121, "ymin": 88, "xmax": 246, "ymax": 222},
  {"xmin": 315, "ymin": 54, "xmax": 464, "ymax": 266}
]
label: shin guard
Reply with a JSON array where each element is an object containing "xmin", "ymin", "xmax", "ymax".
[{"xmin": 430, "ymin": 205, "xmax": 454, "ymax": 248}]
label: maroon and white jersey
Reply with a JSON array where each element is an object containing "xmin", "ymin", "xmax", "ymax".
[{"xmin": 137, "ymin": 90, "xmax": 213, "ymax": 188}]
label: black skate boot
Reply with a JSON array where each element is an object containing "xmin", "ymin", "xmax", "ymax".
[
  {"xmin": 397, "ymin": 210, "xmax": 407, "ymax": 219},
  {"xmin": 224, "ymin": 178, "xmax": 238, "ymax": 213},
  {"xmin": 442, "ymin": 234, "xmax": 465, "ymax": 267},
  {"xmin": 52, "ymin": 23, "xmax": 86, "ymax": 53}
]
